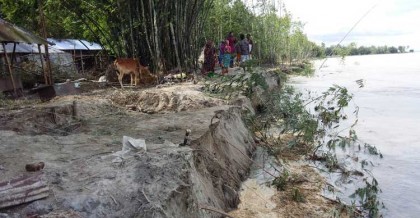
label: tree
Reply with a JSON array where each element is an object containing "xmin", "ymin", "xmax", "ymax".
[
  {"xmin": 398, "ymin": 46, "xmax": 406, "ymax": 53},
  {"xmin": 388, "ymin": 46, "xmax": 398, "ymax": 53}
]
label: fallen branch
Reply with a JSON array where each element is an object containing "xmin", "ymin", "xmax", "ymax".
[
  {"xmin": 320, "ymin": 194, "xmax": 363, "ymax": 216},
  {"xmin": 199, "ymin": 204, "xmax": 235, "ymax": 218}
]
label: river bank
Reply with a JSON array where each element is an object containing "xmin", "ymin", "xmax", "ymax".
[{"xmin": 0, "ymin": 67, "xmax": 341, "ymax": 217}]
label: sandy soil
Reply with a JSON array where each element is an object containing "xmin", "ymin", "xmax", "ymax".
[
  {"xmin": 0, "ymin": 71, "xmax": 340, "ymax": 217},
  {"xmin": 0, "ymin": 82, "xmax": 243, "ymax": 217}
]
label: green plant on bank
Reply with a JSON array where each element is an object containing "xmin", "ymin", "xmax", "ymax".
[
  {"xmin": 285, "ymin": 86, "xmax": 382, "ymax": 217},
  {"xmin": 291, "ymin": 188, "xmax": 306, "ymax": 203},
  {"xmin": 350, "ymin": 178, "xmax": 384, "ymax": 218},
  {"xmin": 289, "ymin": 61, "xmax": 315, "ymax": 76},
  {"xmin": 272, "ymin": 169, "xmax": 289, "ymax": 191},
  {"xmin": 202, "ymin": 64, "xmax": 384, "ymax": 216},
  {"xmin": 203, "ymin": 62, "xmax": 269, "ymax": 100},
  {"xmin": 245, "ymin": 79, "xmax": 382, "ymax": 216}
]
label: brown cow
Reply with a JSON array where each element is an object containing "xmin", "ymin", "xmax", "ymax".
[
  {"xmin": 114, "ymin": 58, "xmax": 141, "ymax": 88},
  {"xmin": 138, "ymin": 65, "xmax": 157, "ymax": 85},
  {"xmin": 114, "ymin": 58, "xmax": 157, "ymax": 88}
]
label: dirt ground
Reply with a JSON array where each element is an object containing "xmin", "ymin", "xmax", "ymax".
[
  {"xmin": 0, "ymin": 71, "xmax": 339, "ymax": 217},
  {"xmin": 0, "ymin": 82, "xmax": 239, "ymax": 217}
]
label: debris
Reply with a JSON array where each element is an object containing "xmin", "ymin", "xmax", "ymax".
[
  {"xmin": 33, "ymin": 85, "xmax": 56, "ymax": 102},
  {"xmin": 25, "ymin": 162, "xmax": 45, "ymax": 172},
  {"xmin": 180, "ymin": 129, "xmax": 191, "ymax": 146},
  {"xmin": 122, "ymin": 136, "xmax": 147, "ymax": 151},
  {"xmin": 111, "ymin": 136, "xmax": 147, "ymax": 164},
  {"xmin": 98, "ymin": 76, "xmax": 107, "ymax": 82},
  {"xmin": 163, "ymin": 140, "xmax": 177, "ymax": 147},
  {"xmin": 74, "ymin": 78, "xmax": 87, "ymax": 82},
  {"xmin": 0, "ymin": 173, "xmax": 49, "ymax": 209},
  {"xmin": 125, "ymin": 104, "xmax": 137, "ymax": 111},
  {"xmin": 199, "ymin": 204, "xmax": 235, "ymax": 218}
]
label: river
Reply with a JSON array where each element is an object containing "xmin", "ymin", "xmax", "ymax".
[{"xmin": 290, "ymin": 52, "xmax": 420, "ymax": 217}]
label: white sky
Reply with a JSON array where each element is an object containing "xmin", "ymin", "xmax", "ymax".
[{"xmin": 279, "ymin": 0, "xmax": 420, "ymax": 50}]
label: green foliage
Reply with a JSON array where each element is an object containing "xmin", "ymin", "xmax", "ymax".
[
  {"xmin": 364, "ymin": 144, "xmax": 383, "ymax": 158},
  {"xmin": 323, "ymin": 43, "xmax": 410, "ymax": 57},
  {"xmin": 272, "ymin": 170, "xmax": 289, "ymax": 191},
  {"xmin": 242, "ymin": 74, "xmax": 384, "ymax": 215},
  {"xmin": 291, "ymin": 188, "xmax": 305, "ymax": 203},
  {"xmin": 0, "ymin": 0, "xmax": 320, "ymax": 70},
  {"xmin": 204, "ymin": 0, "xmax": 317, "ymax": 65},
  {"xmin": 203, "ymin": 69, "xmax": 268, "ymax": 99},
  {"xmin": 350, "ymin": 178, "xmax": 383, "ymax": 218},
  {"xmin": 289, "ymin": 62, "xmax": 315, "ymax": 76}
]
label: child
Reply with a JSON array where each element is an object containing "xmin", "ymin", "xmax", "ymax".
[
  {"xmin": 218, "ymin": 41, "xmax": 225, "ymax": 67},
  {"xmin": 222, "ymin": 40, "xmax": 231, "ymax": 75},
  {"xmin": 235, "ymin": 41, "xmax": 241, "ymax": 66}
]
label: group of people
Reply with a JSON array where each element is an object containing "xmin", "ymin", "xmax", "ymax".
[{"xmin": 202, "ymin": 32, "xmax": 253, "ymax": 75}]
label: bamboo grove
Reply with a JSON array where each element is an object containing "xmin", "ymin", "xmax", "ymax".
[{"xmin": 0, "ymin": 0, "xmax": 320, "ymax": 73}]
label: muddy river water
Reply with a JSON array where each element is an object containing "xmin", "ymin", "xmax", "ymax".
[{"xmin": 290, "ymin": 53, "xmax": 420, "ymax": 217}]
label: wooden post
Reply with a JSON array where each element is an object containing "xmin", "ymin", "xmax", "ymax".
[
  {"xmin": 80, "ymin": 50, "xmax": 84, "ymax": 74},
  {"xmin": 72, "ymin": 100, "xmax": 78, "ymax": 119},
  {"xmin": 38, "ymin": 44, "xmax": 48, "ymax": 85},
  {"xmin": 11, "ymin": 43, "xmax": 16, "ymax": 66},
  {"xmin": 2, "ymin": 43, "xmax": 17, "ymax": 96},
  {"xmin": 44, "ymin": 45, "xmax": 53, "ymax": 85}
]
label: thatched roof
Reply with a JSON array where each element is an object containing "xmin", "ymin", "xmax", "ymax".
[{"xmin": 0, "ymin": 18, "xmax": 51, "ymax": 45}]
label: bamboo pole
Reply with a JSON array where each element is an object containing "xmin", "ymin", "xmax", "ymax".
[
  {"xmin": 38, "ymin": 0, "xmax": 52, "ymax": 85},
  {"xmin": 170, "ymin": 22, "xmax": 182, "ymax": 71}
]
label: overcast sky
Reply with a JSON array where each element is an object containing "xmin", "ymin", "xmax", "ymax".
[{"xmin": 280, "ymin": 0, "xmax": 420, "ymax": 50}]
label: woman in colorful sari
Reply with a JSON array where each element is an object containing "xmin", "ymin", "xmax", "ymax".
[{"xmin": 202, "ymin": 40, "xmax": 216, "ymax": 75}]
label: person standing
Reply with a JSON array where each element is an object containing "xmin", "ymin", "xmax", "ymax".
[
  {"xmin": 226, "ymin": 32, "xmax": 236, "ymax": 67},
  {"xmin": 218, "ymin": 40, "xmax": 225, "ymax": 67},
  {"xmin": 201, "ymin": 40, "xmax": 216, "ymax": 75},
  {"xmin": 246, "ymin": 34, "xmax": 253, "ymax": 59},
  {"xmin": 222, "ymin": 40, "xmax": 232, "ymax": 75},
  {"xmin": 235, "ymin": 41, "xmax": 241, "ymax": 66},
  {"xmin": 226, "ymin": 32, "xmax": 236, "ymax": 53},
  {"xmin": 239, "ymin": 34, "xmax": 250, "ymax": 62}
]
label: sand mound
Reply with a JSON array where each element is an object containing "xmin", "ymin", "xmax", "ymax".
[{"xmin": 109, "ymin": 84, "xmax": 226, "ymax": 113}]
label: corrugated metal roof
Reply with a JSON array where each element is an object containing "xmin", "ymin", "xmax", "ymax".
[
  {"xmin": 0, "ymin": 18, "xmax": 51, "ymax": 45},
  {"xmin": 48, "ymin": 38, "xmax": 102, "ymax": 50},
  {"xmin": 0, "ymin": 43, "xmax": 65, "ymax": 54}
]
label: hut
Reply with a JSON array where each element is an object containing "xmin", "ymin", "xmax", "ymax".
[
  {"xmin": 0, "ymin": 18, "xmax": 52, "ymax": 96},
  {"xmin": 48, "ymin": 38, "xmax": 104, "ymax": 74},
  {"xmin": 0, "ymin": 43, "xmax": 78, "ymax": 87}
]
